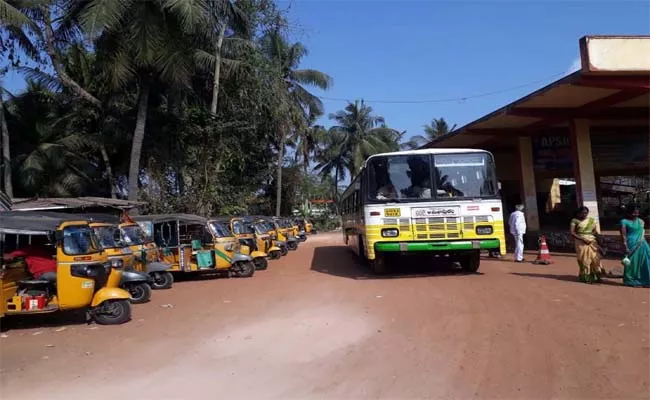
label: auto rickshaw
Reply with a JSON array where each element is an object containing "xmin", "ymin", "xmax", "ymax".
[
  {"xmin": 228, "ymin": 216, "xmax": 282, "ymax": 264},
  {"xmin": 251, "ymin": 218, "xmax": 288, "ymax": 257},
  {"xmin": 294, "ymin": 218, "xmax": 315, "ymax": 235},
  {"xmin": 88, "ymin": 221, "xmax": 152, "ymax": 304},
  {"xmin": 132, "ymin": 214, "xmax": 255, "ymax": 278},
  {"xmin": 270, "ymin": 217, "xmax": 299, "ymax": 251},
  {"xmin": 119, "ymin": 217, "xmax": 174, "ymax": 290},
  {"xmin": 0, "ymin": 211, "xmax": 132, "ymax": 325},
  {"xmin": 208, "ymin": 217, "xmax": 266, "ymax": 270},
  {"xmin": 290, "ymin": 219, "xmax": 307, "ymax": 242}
]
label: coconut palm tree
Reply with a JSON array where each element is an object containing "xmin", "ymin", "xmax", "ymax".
[
  {"xmin": 401, "ymin": 117, "xmax": 456, "ymax": 149},
  {"xmin": 328, "ymin": 99, "xmax": 400, "ymax": 177},
  {"xmin": 291, "ymin": 112, "xmax": 326, "ymax": 172},
  {"xmin": 313, "ymin": 129, "xmax": 351, "ymax": 201},
  {"xmin": 78, "ymin": 0, "xmax": 209, "ymax": 200},
  {"xmin": 261, "ymin": 30, "xmax": 332, "ymax": 216},
  {"xmin": 0, "ymin": 0, "xmax": 42, "ymax": 197}
]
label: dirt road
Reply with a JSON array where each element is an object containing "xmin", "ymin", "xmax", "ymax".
[{"xmin": 1, "ymin": 233, "xmax": 649, "ymax": 399}]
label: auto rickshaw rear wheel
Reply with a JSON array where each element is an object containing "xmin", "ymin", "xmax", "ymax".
[
  {"xmin": 280, "ymin": 246, "xmax": 288, "ymax": 256},
  {"xmin": 92, "ymin": 300, "xmax": 132, "ymax": 325},
  {"xmin": 127, "ymin": 282, "xmax": 152, "ymax": 304},
  {"xmin": 233, "ymin": 261, "xmax": 255, "ymax": 278},
  {"xmin": 151, "ymin": 271, "xmax": 173, "ymax": 290},
  {"xmin": 288, "ymin": 241, "xmax": 298, "ymax": 251},
  {"xmin": 269, "ymin": 250, "xmax": 281, "ymax": 260},
  {"xmin": 254, "ymin": 257, "xmax": 268, "ymax": 270}
]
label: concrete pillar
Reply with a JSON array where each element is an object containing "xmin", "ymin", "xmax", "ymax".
[
  {"xmin": 517, "ymin": 136, "xmax": 540, "ymax": 232},
  {"xmin": 570, "ymin": 119, "xmax": 599, "ymax": 220}
]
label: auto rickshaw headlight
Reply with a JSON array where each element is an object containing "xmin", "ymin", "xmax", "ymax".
[
  {"xmin": 110, "ymin": 258, "xmax": 124, "ymax": 269},
  {"xmin": 224, "ymin": 242, "xmax": 235, "ymax": 252}
]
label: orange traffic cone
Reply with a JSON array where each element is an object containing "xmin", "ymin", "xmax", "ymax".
[{"xmin": 534, "ymin": 235, "xmax": 553, "ymax": 265}]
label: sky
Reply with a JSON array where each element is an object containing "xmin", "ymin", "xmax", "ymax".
[
  {"xmin": 280, "ymin": 0, "xmax": 650, "ymax": 140},
  {"xmin": 3, "ymin": 0, "xmax": 649, "ymax": 143}
]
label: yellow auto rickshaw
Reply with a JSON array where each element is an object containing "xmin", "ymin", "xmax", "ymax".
[
  {"xmin": 119, "ymin": 217, "xmax": 174, "ymax": 290},
  {"xmin": 0, "ymin": 211, "xmax": 132, "ymax": 325},
  {"xmin": 269, "ymin": 217, "xmax": 299, "ymax": 251},
  {"xmin": 251, "ymin": 218, "xmax": 288, "ymax": 257},
  {"xmin": 207, "ymin": 217, "xmax": 267, "ymax": 270},
  {"xmin": 294, "ymin": 218, "xmax": 314, "ymax": 235},
  {"xmin": 229, "ymin": 216, "xmax": 282, "ymax": 264},
  {"xmin": 88, "ymin": 220, "xmax": 152, "ymax": 304},
  {"xmin": 133, "ymin": 214, "xmax": 255, "ymax": 278}
]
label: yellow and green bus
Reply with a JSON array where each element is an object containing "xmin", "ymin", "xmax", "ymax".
[{"xmin": 340, "ymin": 148, "xmax": 506, "ymax": 274}]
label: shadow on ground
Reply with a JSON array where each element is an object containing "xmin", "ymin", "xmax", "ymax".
[
  {"xmin": 510, "ymin": 272, "xmax": 624, "ymax": 286},
  {"xmin": 311, "ymin": 245, "xmax": 483, "ymax": 280},
  {"xmin": 1, "ymin": 308, "xmax": 90, "ymax": 333}
]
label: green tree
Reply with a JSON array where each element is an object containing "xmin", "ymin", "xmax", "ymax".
[
  {"xmin": 261, "ymin": 29, "xmax": 332, "ymax": 216},
  {"xmin": 401, "ymin": 117, "xmax": 456, "ymax": 149},
  {"xmin": 328, "ymin": 99, "xmax": 400, "ymax": 177},
  {"xmin": 78, "ymin": 0, "xmax": 209, "ymax": 200}
]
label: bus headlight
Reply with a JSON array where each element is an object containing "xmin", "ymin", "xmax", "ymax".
[
  {"xmin": 381, "ymin": 228, "xmax": 399, "ymax": 238},
  {"xmin": 475, "ymin": 226, "xmax": 493, "ymax": 235}
]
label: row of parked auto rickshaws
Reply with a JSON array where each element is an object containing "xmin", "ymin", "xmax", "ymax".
[{"xmin": 0, "ymin": 211, "xmax": 315, "ymax": 325}]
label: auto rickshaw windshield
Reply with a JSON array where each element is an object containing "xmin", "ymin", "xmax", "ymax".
[
  {"xmin": 121, "ymin": 225, "xmax": 147, "ymax": 245},
  {"xmin": 93, "ymin": 226, "xmax": 121, "ymax": 249},
  {"xmin": 63, "ymin": 225, "xmax": 101, "ymax": 255},
  {"xmin": 232, "ymin": 220, "xmax": 253, "ymax": 235},
  {"xmin": 209, "ymin": 222, "xmax": 233, "ymax": 238}
]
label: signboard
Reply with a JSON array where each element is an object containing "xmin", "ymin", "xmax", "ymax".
[
  {"xmin": 591, "ymin": 133, "xmax": 649, "ymax": 172},
  {"xmin": 532, "ymin": 135, "xmax": 573, "ymax": 171}
]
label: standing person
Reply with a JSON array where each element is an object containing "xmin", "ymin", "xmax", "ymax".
[
  {"xmin": 570, "ymin": 206, "xmax": 603, "ymax": 283},
  {"xmin": 508, "ymin": 204, "xmax": 526, "ymax": 262},
  {"xmin": 620, "ymin": 204, "xmax": 650, "ymax": 287}
]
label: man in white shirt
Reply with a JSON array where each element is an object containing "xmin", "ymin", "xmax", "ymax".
[{"xmin": 508, "ymin": 204, "xmax": 527, "ymax": 262}]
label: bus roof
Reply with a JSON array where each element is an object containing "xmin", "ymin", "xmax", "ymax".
[{"xmin": 363, "ymin": 148, "xmax": 490, "ymax": 167}]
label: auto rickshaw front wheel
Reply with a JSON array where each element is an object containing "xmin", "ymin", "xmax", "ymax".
[
  {"xmin": 269, "ymin": 250, "xmax": 281, "ymax": 260},
  {"xmin": 254, "ymin": 258, "xmax": 268, "ymax": 271},
  {"xmin": 151, "ymin": 271, "xmax": 174, "ymax": 290},
  {"xmin": 233, "ymin": 261, "xmax": 255, "ymax": 278},
  {"xmin": 92, "ymin": 300, "xmax": 132, "ymax": 325},
  {"xmin": 288, "ymin": 241, "xmax": 298, "ymax": 251},
  {"xmin": 280, "ymin": 246, "xmax": 288, "ymax": 257},
  {"xmin": 126, "ymin": 282, "xmax": 152, "ymax": 304}
]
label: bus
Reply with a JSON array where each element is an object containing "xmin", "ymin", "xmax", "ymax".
[{"xmin": 340, "ymin": 148, "xmax": 506, "ymax": 273}]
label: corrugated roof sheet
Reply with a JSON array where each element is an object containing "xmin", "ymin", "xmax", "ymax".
[{"xmin": 11, "ymin": 197, "xmax": 146, "ymax": 211}]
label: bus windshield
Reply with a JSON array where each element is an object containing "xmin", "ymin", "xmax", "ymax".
[{"xmin": 367, "ymin": 152, "xmax": 497, "ymax": 202}]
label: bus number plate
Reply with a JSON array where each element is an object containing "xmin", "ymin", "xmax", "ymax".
[
  {"xmin": 412, "ymin": 206, "xmax": 459, "ymax": 217},
  {"xmin": 384, "ymin": 208, "xmax": 401, "ymax": 217}
]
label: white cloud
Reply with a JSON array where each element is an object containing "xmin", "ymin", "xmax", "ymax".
[{"xmin": 567, "ymin": 57, "xmax": 581, "ymax": 74}]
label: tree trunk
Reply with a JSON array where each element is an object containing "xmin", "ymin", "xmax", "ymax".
[
  {"xmin": 0, "ymin": 93, "xmax": 13, "ymax": 197},
  {"xmin": 275, "ymin": 134, "xmax": 286, "ymax": 216},
  {"xmin": 128, "ymin": 81, "xmax": 151, "ymax": 201},
  {"xmin": 210, "ymin": 24, "xmax": 227, "ymax": 115},
  {"xmin": 333, "ymin": 166, "xmax": 339, "ymax": 215},
  {"xmin": 42, "ymin": 11, "xmax": 101, "ymax": 107},
  {"xmin": 100, "ymin": 144, "xmax": 117, "ymax": 198}
]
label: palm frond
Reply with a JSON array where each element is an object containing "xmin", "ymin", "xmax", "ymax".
[
  {"xmin": 290, "ymin": 69, "xmax": 332, "ymax": 90},
  {"xmin": 80, "ymin": 0, "xmax": 134, "ymax": 35},
  {"xmin": 16, "ymin": 66, "xmax": 63, "ymax": 91}
]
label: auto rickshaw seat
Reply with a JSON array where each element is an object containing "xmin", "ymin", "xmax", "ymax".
[{"xmin": 18, "ymin": 278, "xmax": 53, "ymax": 288}]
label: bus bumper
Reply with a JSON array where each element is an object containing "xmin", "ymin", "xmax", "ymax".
[{"xmin": 374, "ymin": 239, "xmax": 500, "ymax": 253}]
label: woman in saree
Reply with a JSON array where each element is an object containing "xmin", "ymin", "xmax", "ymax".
[
  {"xmin": 570, "ymin": 207, "xmax": 603, "ymax": 283},
  {"xmin": 620, "ymin": 204, "xmax": 650, "ymax": 287}
]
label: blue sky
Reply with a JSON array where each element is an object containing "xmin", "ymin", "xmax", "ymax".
[
  {"xmin": 3, "ymin": 0, "xmax": 649, "ymax": 143},
  {"xmin": 282, "ymin": 0, "xmax": 650, "ymax": 140}
]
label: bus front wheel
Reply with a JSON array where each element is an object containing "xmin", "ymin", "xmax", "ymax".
[
  {"xmin": 370, "ymin": 255, "xmax": 388, "ymax": 275},
  {"xmin": 460, "ymin": 251, "xmax": 481, "ymax": 273}
]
